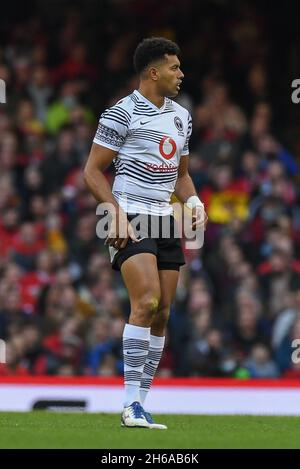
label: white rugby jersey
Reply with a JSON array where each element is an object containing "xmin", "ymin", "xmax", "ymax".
[{"xmin": 93, "ymin": 89, "xmax": 192, "ymax": 215}]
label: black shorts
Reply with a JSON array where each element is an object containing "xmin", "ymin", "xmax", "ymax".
[{"xmin": 109, "ymin": 213, "xmax": 185, "ymax": 271}]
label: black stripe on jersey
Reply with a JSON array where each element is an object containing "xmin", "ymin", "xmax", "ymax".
[
  {"xmin": 101, "ymin": 108, "xmax": 130, "ymax": 127},
  {"xmin": 102, "ymin": 107, "xmax": 130, "ymax": 121},
  {"xmin": 132, "ymin": 101, "xmax": 153, "ymax": 109},
  {"xmin": 131, "ymin": 92, "xmax": 174, "ymax": 112},
  {"xmin": 182, "ymin": 113, "xmax": 192, "ymax": 153},
  {"xmin": 133, "ymin": 111, "xmax": 159, "ymax": 117},
  {"xmin": 117, "ymin": 159, "xmax": 178, "ymax": 179},
  {"xmin": 103, "ymin": 106, "xmax": 131, "ymax": 122},
  {"xmin": 115, "ymin": 105, "xmax": 131, "ymax": 121},
  {"xmin": 182, "ymin": 143, "xmax": 189, "ymax": 153},
  {"xmin": 102, "ymin": 115, "xmax": 129, "ymax": 127},
  {"xmin": 119, "ymin": 168, "xmax": 177, "ymax": 185},
  {"xmin": 132, "ymin": 110, "xmax": 175, "ymax": 117},
  {"xmin": 126, "ymin": 134, "xmax": 162, "ymax": 144},
  {"xmin": 116, "ymin": 167, "xmax": 177, "ymax": 184},
  {"xmin": 131, "ymin": 95, "xmax": 156, "ymax": 112},
  {"xmin": 116, "ymin": 168, "xmax": 177, "ymax": 184},
  {"xmin": 165, "ymin": 98, "xmax": 173, "ymax": 105},
  {"xmin": 114, "ymin": 190, "xmax": 167, "ymax": 204},
  {"xmin": 131, "ymin": 93, "xmax": 153, "ymax": 107},
  {"xmin": 114, "ymin": 192, "xmax": 168, "ymax": 206},
  {"xmin": 129, "ymin": 129, "xmax": 172, "ymax": 141},
  {"xmin": 132, "ymin": 128, "xmax": 167, "ymax": 136},
  {"xmin": 132, "ymin": 160, "xmax": 178, "ymax": 175},
  {"xmin": 115, "ymin": 158, "xmax": 178, "ymax": 175},
  {"xmin": 127, "ymin": 133, "xmax": 162, "ymax": 143},
  {"xmin": 113, "ymin": 159, "xmax": 122, "ymax": 168},
  {"xmin": 134, "ymin": 159, "xmax": 177, "ymax": 170},
  {"xmin": 116, "ymin": 170, "xmax": 176, "ymax": 186},
  {"xmin": 127, "ymin": 129, "xmax": 172, "ymax": 144},
  {"xmin": 102, "ymin": 105, "xmax": 131, "ymax": 124},
  {"xmin": 130, "ymin": 93, "xmax": 140, "ymax": 104},
  {"xmin": 115, "ymin": 193, "xmax": 169, "ymax": 207},
  {"xmin": 131, "ymin": 95, "xmax": 175, "ymax": 116}
]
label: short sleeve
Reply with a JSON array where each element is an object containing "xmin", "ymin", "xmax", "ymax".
[
  {"xmin": 181, "ymin": 113, "xmax": 192, "ymax": 156},
  {"xmin": 93, "ymin": 102, "xmax": 131, "ymax": 151}
]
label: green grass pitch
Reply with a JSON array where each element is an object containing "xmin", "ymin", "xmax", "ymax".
[{"xmin": 0, "ymin": 412, "xmax": 300, "ymax": 448}]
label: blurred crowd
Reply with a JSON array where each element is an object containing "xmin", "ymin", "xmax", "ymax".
[{"xmin": 1, "ymin": 0, "xmax": 300, "ymax": 378}]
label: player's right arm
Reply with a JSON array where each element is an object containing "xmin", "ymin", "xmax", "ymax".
[
  {"xmin": 84, "ymin": 143, "xmax": 139, "ymax": 248},
  {"xmin": 84, "ymin": 143, "xmax": 119, "ymax": 209}
]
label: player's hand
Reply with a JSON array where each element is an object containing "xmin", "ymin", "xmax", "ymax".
[
  {"xmin": 105, "ymin": 210, "xmax": 140, "ymax": 250},
  {"xmin": 191, "ymin": 205, "xmax": 208, "ymax": 231}
]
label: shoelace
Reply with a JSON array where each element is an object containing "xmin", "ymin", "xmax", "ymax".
[
  {"xmin": 144, "ymin": 411, "xmax": 154, "ymax": 423},
  {"xmin": 130, "ymin": 401, "xmax": 145, "ymax": 419}
]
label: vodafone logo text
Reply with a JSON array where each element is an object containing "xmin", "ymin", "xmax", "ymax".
[{"xmin": 146, "ymin": 162, "xmax": 178, "ymax": 172}]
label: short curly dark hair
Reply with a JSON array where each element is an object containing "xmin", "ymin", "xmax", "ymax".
[{"xmin": 133, "ymin": 37, "xmax": 180, "ymax": 74}]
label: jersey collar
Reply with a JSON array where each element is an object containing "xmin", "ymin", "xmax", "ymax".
[{"xmin": 133, "ymin": 89, "xmax": 166, "ymax": 112}]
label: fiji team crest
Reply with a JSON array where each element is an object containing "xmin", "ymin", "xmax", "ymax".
[{"xmin": 174, "ymin": 116, "xmax": 183, "ymax": 132}]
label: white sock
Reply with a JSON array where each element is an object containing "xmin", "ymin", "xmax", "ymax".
[
  {"xmin": 123, "ymin": 323, "xmax": 150, "ymax": 407},
  {"xmin": 140, "ymin": 334, "xmax": 165, "ymax": 406}
]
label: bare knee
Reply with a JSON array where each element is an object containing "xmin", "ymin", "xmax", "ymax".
[
  {"xmin": 130, "ymin": 293, "xmax": 161, "ymax": 327},
  {"xmin": 151, "ymin": 306, "xmax": 170, "ymax": 336}
]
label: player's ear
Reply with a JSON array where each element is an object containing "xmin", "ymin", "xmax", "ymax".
[{"xmin": 149, "ymin": 66, "xmax": 159, "ymax": 81}]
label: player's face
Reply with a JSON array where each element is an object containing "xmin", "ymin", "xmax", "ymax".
[{"xmin": 157, "ymin": 55, "xmax": 184, "ymax": 97}]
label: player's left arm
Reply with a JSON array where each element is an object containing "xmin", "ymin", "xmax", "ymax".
[
  {"xmin": 174, "ymin": 155, "xmax": 196, "ymax": 203},
  {"xmin": 174, "ymin": 155, "xmax": 208, "ymax": 230}
]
